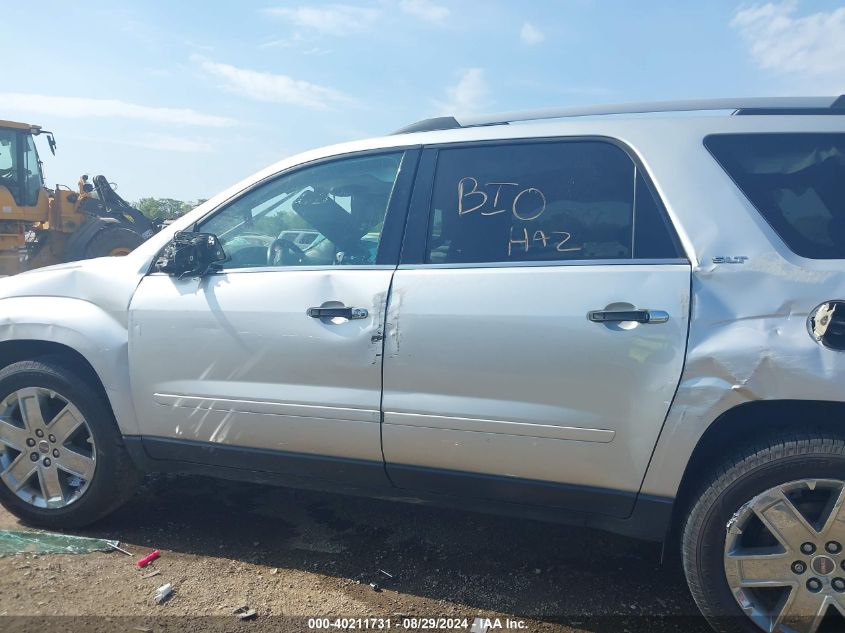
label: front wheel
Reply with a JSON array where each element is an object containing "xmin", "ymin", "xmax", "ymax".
[
  {"xmin": 682, "ymin": 433, "xmax": 845, "ymax": 633},
  {"xmin": 0, "ymin": 358, "xmax": 140, "ymax": 528}
]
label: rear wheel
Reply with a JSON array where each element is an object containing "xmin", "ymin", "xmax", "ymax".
[
  {"xmin": 0, "ymin": 358, "xmax": 140, "ymax": 528},
  {"xmin": 84, "ymin": 226, "xmax": 143, "ymax": 258},
  {"xmin": 682, "ymin": 433, "xmax": 845, "ymax": 633}
]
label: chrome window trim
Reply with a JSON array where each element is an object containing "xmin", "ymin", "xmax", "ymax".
[
  {"xmin": 397, "ymin": 258, "xmax": 689, "ymax": 271},
  {"xmin": 147, "ymin": 264, "xmax": 398, "ymax": 277}
]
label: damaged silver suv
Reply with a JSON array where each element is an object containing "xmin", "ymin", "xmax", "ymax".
[{"xmin": 1, "ymin": 96, "xmax": 844, "ymax": 632}]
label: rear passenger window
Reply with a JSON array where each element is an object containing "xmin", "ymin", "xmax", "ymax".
[
  {"xmin": 426, "ymin": 141, "xmax": 681, "ymax": 264},
  {"xmin": 705, "ymin": 133, "xmax": 845, "ymax": 259}
]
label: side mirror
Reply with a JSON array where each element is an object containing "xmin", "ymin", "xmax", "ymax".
[{"xmin": 155, "ymin": 231, "xmax": 227, "ymax": 277}]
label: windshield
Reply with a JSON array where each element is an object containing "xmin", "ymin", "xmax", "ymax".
[{"xmin": 0, "ymin": 129, "xmax": 20, "ymax": 203}]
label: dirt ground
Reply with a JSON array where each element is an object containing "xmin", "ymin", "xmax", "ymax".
[{"xmin": 0, "ymin": 474, "xmax": 711, "ymax": 632}]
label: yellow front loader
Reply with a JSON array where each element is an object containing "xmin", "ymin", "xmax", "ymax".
[{"xmin": 0, "ymin": 120, "xmax": 160, "ymax": 276}]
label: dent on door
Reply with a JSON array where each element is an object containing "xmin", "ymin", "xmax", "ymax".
[{"xmin": 128, "ymin": 269, "xmax": 393, "ymax": 471}]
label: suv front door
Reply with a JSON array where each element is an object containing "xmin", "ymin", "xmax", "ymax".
[
  {"xmin": 128, "ymin": 150, "xmax": 416, "ymax": 485},
  {"xmin": 382, "ymin": 141, "xmax": 690, "ymax": 516}
]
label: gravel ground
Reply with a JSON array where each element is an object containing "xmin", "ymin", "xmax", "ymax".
[{"xmin": 0, "ymin": 474, "xmax": 711, "ymax": 632}]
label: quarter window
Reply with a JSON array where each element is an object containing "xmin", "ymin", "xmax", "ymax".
[
  {"xmin": 198, "ymin": 152, "xmax": 403, "ymax": 269},
  {"xmin": 705, "ymin": 133, "xmax": 845, "ymax": 260},
  {"xmin": 425, "ymin": 141, "xmax": 679, "ymax": 264}
]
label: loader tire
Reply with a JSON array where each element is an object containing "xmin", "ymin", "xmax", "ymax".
[{"xmin": 84, "ymin": 226, "xmax": 144, "ymax": 258}]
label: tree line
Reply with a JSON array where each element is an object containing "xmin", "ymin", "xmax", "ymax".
[
  {"xmin": 133, "ymin": 198, "xmax": 208, "ymax": 221},
  {"xmin": 132, "ymin": 197, "xmax": 313, "ymax": 238}
]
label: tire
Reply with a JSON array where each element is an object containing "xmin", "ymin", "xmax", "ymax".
[
  {"xmin": 84, "ymin": 226, "xmax": 144, "ymax": 258},
  {"xmin": 0, "ymin": 357, "xmax": 141, "ymax": 528},
  {"xmin": 682, "ymin": 431, "xmax": 845, "ymax": 633}
]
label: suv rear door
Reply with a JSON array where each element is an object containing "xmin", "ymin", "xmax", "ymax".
[{"xmin": 381, "ymin": 140, "xmax": 690, "ymax": 517}]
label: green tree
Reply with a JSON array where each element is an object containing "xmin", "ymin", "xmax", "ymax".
[
  {"xmin": 136, "ymin": 197, "xmax": 162, "ymax": 220},
  {"xmin": 135, "ymin": 197, "xmax": 205, "ymax": 221}
]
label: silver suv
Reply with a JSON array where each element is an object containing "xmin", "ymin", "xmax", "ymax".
[{"xmin": 1, "ymin": 97, "xmax": 844, "ymax": 632}]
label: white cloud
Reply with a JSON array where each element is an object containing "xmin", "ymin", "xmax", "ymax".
[
  {"xmin": 0, "ymin": 93, "xmax": 236, "ymax": 127},
  {"xmin": 731, "ymin": 1, "xmax": 845, "ymax": 85},
  {"xmin": 263, "ymin": 4, "xmax": 380, "ymax": 35},
  {"xmin": 195, "ymin": 57, "xmax": 351, "ymax": 110},
  {"xmin": 520, "ymin": 22, "xmax": 545, "ymax": 45},
  {"xmin": 132, "ymin": 134, "xmax": 214, "ymax": 153},
  {"xmin": 260, "ymin": 37, "xmax": 332, "ymax": 55},
  {"xmin": 435, "ymin": 68, "xmax": 490, "ymax": 115},
  {"xmin": 399, "ymin": 0, "xmax": 450, "ymax": 24},
  {"xmin": 260, "ymin": 34, "xmax": 305, "ymax": 49}
]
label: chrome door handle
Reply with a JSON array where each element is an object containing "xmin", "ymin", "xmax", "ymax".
[
  {"xmin": 307, "ymin": 306, "xmax": 369, "ymax": 320},
  {"xmin": 587, "ymin": 309, "xmax": 669, "ymax": 324}
]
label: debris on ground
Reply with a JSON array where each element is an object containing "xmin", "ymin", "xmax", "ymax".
[
  {"xmin": 0, "ymin": 530, "xmax": 119, "ymax": 555},
  {"xmin": 142, "ymin": 569, "xmax": 161, "ymax": 579},
  {"xmin": 0, "ymin": 476, "xmax": 697, "ymax": 633},
  {"xmin": 369, "ymin": 582, "xmax": 381, "ymax": 592},
  {"xmin": 154, "ymin": 583, "xmax": 173, "ymax": 604},
  {"xmin": 378, "ymin": 569, "xmax": 394, "ymax": 579},
  {"xmin": 233, "ymin": 605, "xmax": 257, "ymax": 620},
  {"xmin": 137, "ymin": 550, "xmax": 161, "ymax": 567},
  {"xmin": 110, "ymin": 543, "xmax": 133, "ymax": 556}
]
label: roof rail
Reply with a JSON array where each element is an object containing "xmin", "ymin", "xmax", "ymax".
[{"xmin": 393, "ymin": 96, "xmax": 845, "ymax": 134}]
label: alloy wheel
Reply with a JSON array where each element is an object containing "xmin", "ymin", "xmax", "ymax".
[
  {"xmin": 725, "ymin": 479, "xmax": 845, "ymax": 633},
  {"xmin": 0, "ymin": 387, "xmax": 96, "ymax": 508}
]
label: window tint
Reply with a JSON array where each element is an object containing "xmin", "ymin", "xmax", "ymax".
[
  {"xmin": 426, "ymin": 141, "xmax": 679, "ymax": 264},
  {"xmin": 634, "ymin": 172, "xmax": 681, "ymax": 259},
  {"xmin": 198, "ymin": 152, "xmax": 403, "ymax": 269},
  {"xmin": 705, "ymin": 133, "xmax": 845, "ymax": 259}
]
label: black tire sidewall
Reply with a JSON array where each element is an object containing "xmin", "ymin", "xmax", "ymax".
[
  {"xmin": 0, "ymin": 360, "xmax": 129, "ymax": 527},
  {"xmin": 690, "ymin": 452, "xmax": 845, "ymax": 632},
  {"xmin": 84, "ymin": 227, "xmax": 143, "ymax": 259}
]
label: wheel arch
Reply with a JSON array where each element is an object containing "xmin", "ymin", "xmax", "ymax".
[
  {"xmin": 0, "ymin": 339, "xmax": 102, "ymax": 389},
  {"xmin": 0, "ymin": 296, "xmax": 140, "ymax": 436},
  {"xmin": 668, "ymin": 399, "xmax": 845, "ymax": 542}
]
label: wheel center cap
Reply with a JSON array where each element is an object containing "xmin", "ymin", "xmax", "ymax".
[
  {"xmin": 37, "ymin": 440, "xmax": 49, "ymax": 454},
  {"xmin": 811, "ymin": 555, "xmax": 836, "ymax": 576}
]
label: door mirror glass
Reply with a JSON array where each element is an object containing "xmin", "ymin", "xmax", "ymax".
[{"xmin": 155, "ymin": 231, "xmax": 227, "ymax": 277}]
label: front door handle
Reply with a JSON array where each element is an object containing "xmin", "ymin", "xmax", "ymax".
[
  {"xmin": 587, "ymin": 309, "xmax": 669, "ymax": 324},
  {"xmin": 307, "ymin": 306, "xmax": 369, "ymax": 320}
]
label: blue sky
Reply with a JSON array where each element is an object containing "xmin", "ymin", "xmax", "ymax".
[{"xmin": 2, "ymin": 0, "xmax": 844, "ymax": 201}]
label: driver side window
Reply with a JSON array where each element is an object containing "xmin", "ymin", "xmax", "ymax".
[{"xmin": 199, "ymin": 151, "xmax": 404, "ymax": 269}]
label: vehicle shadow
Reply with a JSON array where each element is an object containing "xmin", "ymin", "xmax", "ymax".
[{"xmin": 58, "ymin": 474, "xmax": 710, "ymax": 631}]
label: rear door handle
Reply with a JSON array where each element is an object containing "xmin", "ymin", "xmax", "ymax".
[
  {"xmin": 307, "ymin": 306, "xmax": 369, "ymax": 320},
  {"xmin": 587, "ymin": 309, "xmax": 669, "ymax": 324}
]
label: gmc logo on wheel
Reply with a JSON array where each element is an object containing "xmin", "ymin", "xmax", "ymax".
[{"xmin": 811, "ymin": 556, "xmax": 835, "ymax": 576}]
